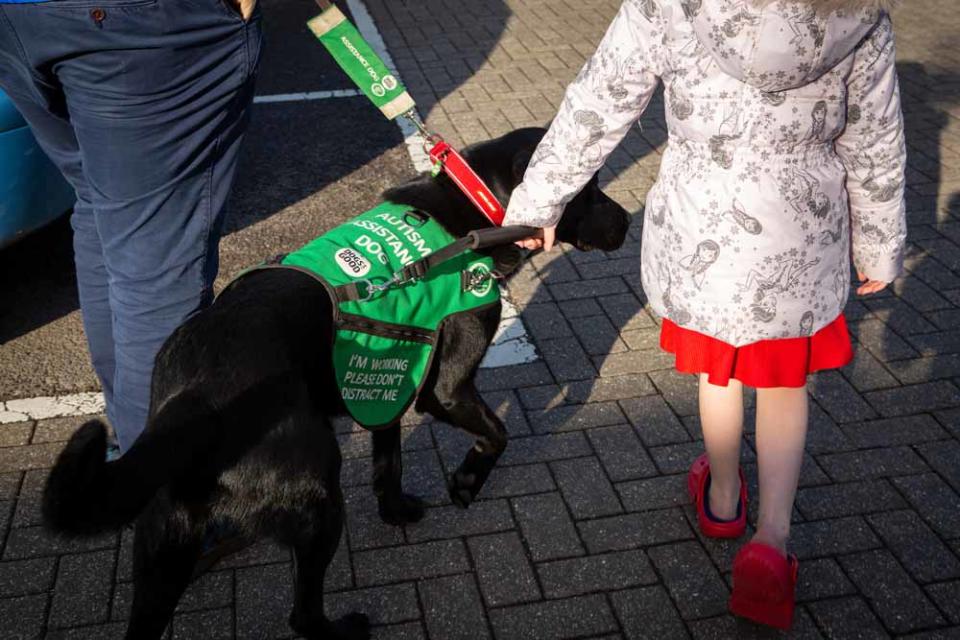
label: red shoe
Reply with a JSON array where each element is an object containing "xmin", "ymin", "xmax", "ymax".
[
  {"xmin": 687, "ymin": 453, "xmax": 747, "ymax": 538},
  {"xmin": 729, "ymin": 542, "xmax": 799, "ymax": 630}
]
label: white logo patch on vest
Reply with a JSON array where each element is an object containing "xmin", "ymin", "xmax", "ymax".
[
  {"xmin": 466, "ymin": 262, "xmax": 494, "ymax": 298},
  {"xmin": 335, "ymin": 247, "xmax": 371, "ymax": 278}
]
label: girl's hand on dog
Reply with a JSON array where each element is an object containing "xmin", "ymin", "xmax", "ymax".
[
  {"xmin": 857, "ymin": 271, "xmax": 889, "ymax": 296},
  {"xmin": 516, "ymin": 226, "xmax": 556, "ymax": 252}
]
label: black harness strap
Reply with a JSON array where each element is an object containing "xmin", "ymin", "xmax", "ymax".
[{"xmin": 333, "ymin": 225, "xmax": 538, "ymax": 303}]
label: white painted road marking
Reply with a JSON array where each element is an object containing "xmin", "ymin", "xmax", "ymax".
[
  {"xmin": 0, "ymin": 392, "xmax": 105, "ymax": 424},
  {"xmin": 480, "ymin": 297, "xmax": 538, "ymax": 368},
  {"xmin": 253, "ymin": 89, "xmax": 362, "ymax": 104}
]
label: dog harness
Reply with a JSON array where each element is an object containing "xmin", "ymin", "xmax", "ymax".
[{"xmin": 238, "ymin": 202, "xmax": 500, "ymax": 429}]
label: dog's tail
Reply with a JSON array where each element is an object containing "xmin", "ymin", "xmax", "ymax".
[{"xmin": 42, "ymin": 375, "xmax": 295, "ymax": 535}]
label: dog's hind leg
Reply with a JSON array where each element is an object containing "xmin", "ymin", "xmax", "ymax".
[
  {"xmin": 288, "ymin": 491, "xmax": 370, "ymax": 640},
  {"xmin": 372, "ymin": 427, "xmax": 425, "ymax": 525},
  {"xmin": 124, "ymin": 500, "xmax": 204, "ymax": 640}
]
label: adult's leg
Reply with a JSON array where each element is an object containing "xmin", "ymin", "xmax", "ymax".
[
  {"xmin": 0, "ymin": 23, "xmax": 116, "ymax": 407},
  {"xmin": 2, "ymin": 1, "xmax": 263, "ymax": 450},
  {"xmin": 752, "ymin": 386, "xmax": 808, "ymax": 553},
  {"xmin": 698, "ymin": 374, "xmax": 744, "ymax": 520}
]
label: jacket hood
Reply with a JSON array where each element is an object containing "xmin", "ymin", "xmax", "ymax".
[{"xmin": 687, "ymin": 0, "xmax": 891, "ymax": 92}]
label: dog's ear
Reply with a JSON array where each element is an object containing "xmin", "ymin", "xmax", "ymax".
[
  {"xmin": 382, "ymin": 174, "xmax": 439, "ymax": 211},
  {"xmin": 511, "ymin": 148, "xmax": 535, "ymax": 183}
]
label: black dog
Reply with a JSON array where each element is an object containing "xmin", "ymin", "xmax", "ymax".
[{"xmin": 41, "ymin": 127, "xmax": 630, "ymax": 640}]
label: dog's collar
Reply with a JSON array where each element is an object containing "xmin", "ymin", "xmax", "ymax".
[{"xmin": 429, "ymin": 141, "xmax": 506, "ymax": 227}]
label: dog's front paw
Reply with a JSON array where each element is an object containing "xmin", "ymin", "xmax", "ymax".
[
  {"xmin": 448, "ymin": 470, "xmax": 478, "ymax": 508},
  {"xmin": 378, "ymin": 493, "xmax": 425, "ymax": 525},
  {"xmin": 331, "ymin": 612, "xmax": 370, "ymax": 640}
]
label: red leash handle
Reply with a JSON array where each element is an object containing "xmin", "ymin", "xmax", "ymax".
[{"xmin": 429, "ymin": 141, "xmax": 506, "ymax": 227}]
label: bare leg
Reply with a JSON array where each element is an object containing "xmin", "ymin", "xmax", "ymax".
[
  {"xmin": 699, "ymin": 374, "xmax": 744, "ymax": 520},
  {"xmin": 753, "ymin": 385, "xmax": 808, "ymax": 554}
]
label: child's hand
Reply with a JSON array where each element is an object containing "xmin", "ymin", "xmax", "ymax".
[
  {"xmin": 856, "ymin": 272, "xmax": 888, "ymax": 296},
  {"xmin": 515, "ymin": 226, "xmax": 556, "ymax": 252}
]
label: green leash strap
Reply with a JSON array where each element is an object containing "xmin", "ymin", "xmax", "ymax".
[{"xmin": 307, "ymin": 1, "xmax": 416, "ymax": 120}]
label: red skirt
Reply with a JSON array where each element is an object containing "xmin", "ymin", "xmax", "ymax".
[{"xmin": 660, "ymin": 315, "xmax": 854, "ymax": 388}]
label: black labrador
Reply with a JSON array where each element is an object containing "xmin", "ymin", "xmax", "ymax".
[{"xmin": 41, "ymin": 127, "xmax": 631, "ymax": 640}]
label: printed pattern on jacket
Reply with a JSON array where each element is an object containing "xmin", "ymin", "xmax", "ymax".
[{"xmin": 503, "ymin": 0, "xmax": 907, "ymax": 346}]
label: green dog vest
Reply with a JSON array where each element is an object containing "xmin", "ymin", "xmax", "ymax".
[{"xmin": 251, "ymin": 202, "xmax": 500, "ymax": 429}]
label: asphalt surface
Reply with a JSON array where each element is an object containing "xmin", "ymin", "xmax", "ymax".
[{"xmin": 0, "ymin": 0, "xmax": 415, "ymax": 400}]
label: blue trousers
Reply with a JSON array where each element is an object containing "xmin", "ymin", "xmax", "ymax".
[{"xmin": 0, "ymin": 0, "xmax": 262, "ymax": 451}]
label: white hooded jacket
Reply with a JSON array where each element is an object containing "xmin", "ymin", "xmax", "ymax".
[{"xmin": 503, "ymin": 0, "xmax": 907, "ymax": 346}]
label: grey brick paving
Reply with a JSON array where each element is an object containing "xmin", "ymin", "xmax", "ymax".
[
  {"xmin": 587, "ymin": 424, "xmax": 659, "ymax": 481},
  {"xmin": 537, "ymin": 549, "xmax": 656, "ymax": 599},
  {"xmin": 892, "ymin": 473, "xmax": 960, "ymax": 538},
  {"xmin": 353, "ymin": 539, "xmax": 470, "ymax": 586},
  {"xmin": 3, "ymin": 0, "xmax": 960, "ymax": 638},
  {"xmin": 916, "ymin": 439, "xmax": 960, "ymax": 492},
  {"xmin": 468, "ymin": 532, "xmax": 541, "ymax": 607},
  {"xmin": 0, "ymin": 557, "xmax": 56, "ymax": 598},
  {"xmin": 648, "ymin": 542, "xmax": 730, "ymax": 620},
  {"xmin": 867, "ymin": 510, "xmax": 960, "ymax": 583},
  {"xmin": 325, "ymin": 583, "xmax": 420, "ymax": 626},
  {"xmin": 234, "ymin": 563, "xmax": 293, "ymax": 640},
  {"xmin": 817, "ymin": 446, "xmax": 930, "ymax": 482},
  {"xmin": 419, "ymin": 574, "xmax": 491, "ymax": 640},
  {"xmin": 551, "ymin": 457, "xmax": 623, "ymax": 519},
  {"xmin": 578, "ymin": 509, "xmax": 694, "ymax": 554},
  {"xmin": 621, "ymin": 396, "xmax": 690, "ymax": 447},
  {"xmin": 488, "ymin": 594, "xmax": 619, "ymax": 640},
  {"xmin": 512, "ymin": 492, "xmax": 584, "ymax": 561},
  {"xmin": 865, "ymin": 381, "xmax": 960, "ymax": 417},
  {"xmin": 807, "ymin": 597, "xmax": 892, "ymax": 639},
  {"xmin": 687, "ymin": 610, "xmax": 824, "ymax": 639},
  {"xmin": 616, "ymin": 473, "xmax": 689, "ymax": 512},
  {"xmin": 564, "ymin": 374, "xmax": 657, "ymax": 403},
  {"xmin": 840, "ymin": 414, "xmax": 949, "ymax": 447},
  {"xmin": 0, "ymin": 593, "xmax": 47, "ymax": 639},
  {"xmin": 795, "ymin": 558, "xmax": 857, "ymax": 603},
  {"xmin": 480, "ymin": 463, "xmax": 556, "ymax": 499},
  {"xmin": 795, "ymin": 479, "xmax": 908, "ymax": 519},
  {"xmin": 528, "ymin": 401, "xmax": 624, "ymax": 434},
  {"xmin": 927, "ymin": 581, "xmax": 960, "ymax": 625},
  {"xmin": 172, "ymin": 609, "xmax": 233, "ymax": 640},
  {"xmin": 610, "ymin": 585, "xmax": 689, "ymax": 640},
  {"xmin": 48, "ymin": 551, "xmax": 114, "ymax": 629},
  {"xmin": 404, "ymin": 500, "xmax": 514, "ymax": 543},
  {"xmin": 839, "ymin": 550, "xmax": 946, "ymax": 633},
  {"xmin": 790, "ymin": 516, "xmax": 882, "ymax": 559}
]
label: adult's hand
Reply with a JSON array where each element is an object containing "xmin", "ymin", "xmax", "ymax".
[
  {"xmin": 229, "ymin": 0, "xmax": 257, "ymax": 21},
  {"xmin": 515, "ymin": 226, "xmax": 556, "ymax": 252}
]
